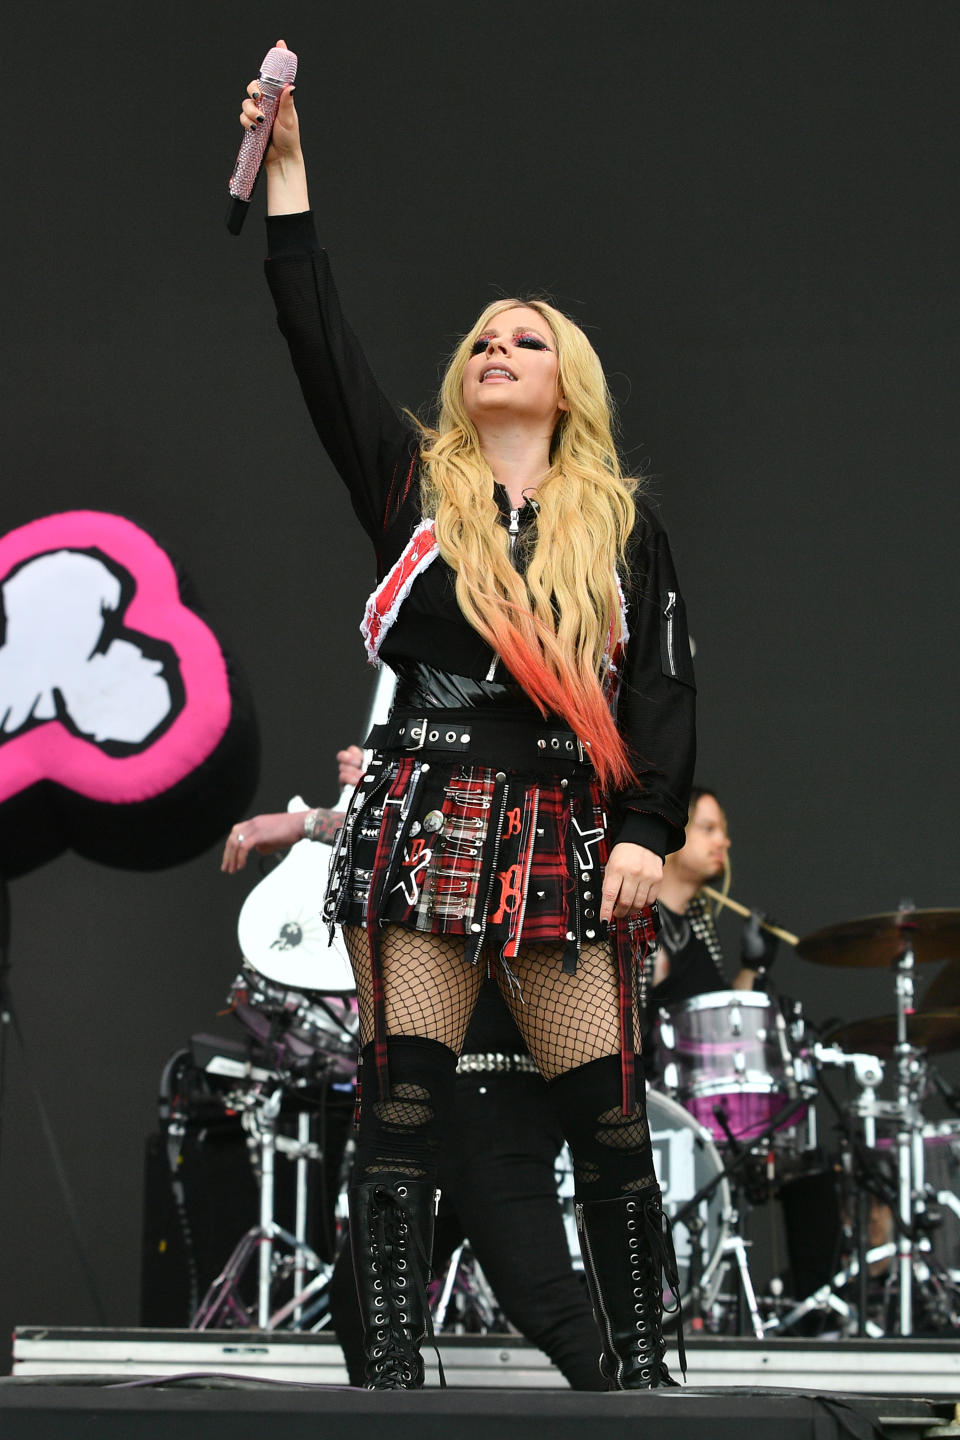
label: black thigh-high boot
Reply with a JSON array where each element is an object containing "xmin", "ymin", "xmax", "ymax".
[
  {"xmin": 349, "ymin": 1177, "xmax": 438, "ymax": 1389},
  {"xmin": 550, "ymin": 1054, "xmax": 684, "ymax": 1389},
  {"xmin": 349, "ymin": 1036, "xmax": 457, "ymax": 1389},
  {"xmin": 575, "ymin": 1183, "xmax": 684, "ymax": 1388}
]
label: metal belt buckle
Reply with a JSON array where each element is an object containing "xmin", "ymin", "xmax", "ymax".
[
  {"xmin": 404, "ymin": 717, "xmax": 427, "ymax": 751},
  {"xmin": 577, "ymin": 737, "xmax": 590, "ymax": 764}
]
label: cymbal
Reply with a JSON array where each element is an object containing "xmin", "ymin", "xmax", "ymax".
[
  {"xmin": 826, "ymin": 1010, "xmax": 960, "ymax": 1059},
  {"xmin": 796, "ymin": 909, "xmax": 960, "ymax": 968}
]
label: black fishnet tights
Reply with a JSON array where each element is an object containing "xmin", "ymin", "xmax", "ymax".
[
  {"xmin": 495, "ymin": 940, "xmax": 635, "ymax": 1081},
  {"xmin": 343, "ymin": 927, "xmax": 634, "ymax": 1079},
  {"xmin": 343, "ymin": 926, "xmax": 654, "ymax": 1198},
  {"xmin": 344, "ymin": 926, "xmax": 484, "ymax": 1052}
]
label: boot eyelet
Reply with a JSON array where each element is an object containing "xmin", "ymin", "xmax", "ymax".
[
  {"xmin": 397, "ymin": 1259, "xmax": 407, "ymax": 1270},
  {"xmin": 397, "ymin": 1276, "xmax": 406, "ymax": 1288}
]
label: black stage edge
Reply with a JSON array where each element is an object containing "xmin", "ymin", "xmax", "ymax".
[{"xmin": 0, "ymin": 1381, "xmax": 952, "ymax": 1440}]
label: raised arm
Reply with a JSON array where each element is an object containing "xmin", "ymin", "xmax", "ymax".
[{"xmin": 239, "ymin": 42, "xmax": 420, "ymax": 553}]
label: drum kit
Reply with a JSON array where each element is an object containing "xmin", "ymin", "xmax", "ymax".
[
  {"xmin": 650, "ymin": 901, "xmax": 960, "ymax": 1340},
  {"xmin": 176, "ymin": 816, "xmax": 960, "ymax": 1343},
  {"xmin": 189, "ymin": 801, "xmax": 359, "ymax": 1332}
]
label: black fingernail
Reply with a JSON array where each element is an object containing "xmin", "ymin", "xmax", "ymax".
[
  {"xmin": 256, "ymin": 114, "xmax": 265, "ymax": 123},
  {"xmin": 252, "ymin": 90, "xmax": 261, "ymax": 100}
]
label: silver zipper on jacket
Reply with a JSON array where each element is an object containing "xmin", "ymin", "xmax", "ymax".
[
  {"xmin": 485, "ymin": 509, "xmax": 522, "ymax": 682},
  {"xmin": 508, "ymin": 507, "xmax": 520, "ymax": 557},
  {"xmin": 663, "ymin": 590, "xmax": 678, "ymax": 677}
]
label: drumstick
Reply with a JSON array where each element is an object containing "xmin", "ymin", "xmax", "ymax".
[{"xmin": 700, "ymin": 885, "xmax": 799, "ymax": 947}]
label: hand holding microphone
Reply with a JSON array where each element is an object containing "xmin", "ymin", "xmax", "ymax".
[{"xmin": 227, "ymin": 40, "xmax": 300, "ymax": 233}]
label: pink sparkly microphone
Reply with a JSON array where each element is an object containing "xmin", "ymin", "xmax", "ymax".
[{"xmin": 226, "ymin": 45, "xmax": 299, "ymax": 234}]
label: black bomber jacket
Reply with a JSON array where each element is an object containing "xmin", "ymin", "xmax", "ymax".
[{"xmin": 264, "ymin": 212, "xmax": 697, "ymax": 859}]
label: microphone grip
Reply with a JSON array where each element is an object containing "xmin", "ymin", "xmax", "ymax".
[
  {"xmin": 226, "ymin": 86, "xmax": 283, "ymax": 234},
  {"xmin": 226, "ymin": 195, "xmax": 251, "ymax": 235}
]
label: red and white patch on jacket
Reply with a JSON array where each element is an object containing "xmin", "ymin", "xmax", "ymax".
[{"xmin": 360, "ymin": 518, "xmax": 629, "ymax": 703}]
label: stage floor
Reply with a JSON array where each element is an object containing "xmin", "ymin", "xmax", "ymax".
[
  {"xmin": 11, "ymin": 1327, "xmax": 960, "ymax": 1395},
  {"xmin": 0, "ymin": 1370, "xmax": 954, "ymax": 1440}
]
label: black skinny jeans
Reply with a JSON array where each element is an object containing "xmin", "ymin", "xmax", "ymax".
[{"xmin": 330, "ymin": 1069, "xmax": 604, "ymax": 1390}]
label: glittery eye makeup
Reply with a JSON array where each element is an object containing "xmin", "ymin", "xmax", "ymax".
[{"xmin": 470, "ymin": 330, "xmax": 552, "ymax": 356}]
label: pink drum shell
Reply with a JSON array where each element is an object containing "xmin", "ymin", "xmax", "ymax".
[{"xmin": 657, "ymin": 990, "xmax": 806, "ymax": 1143}]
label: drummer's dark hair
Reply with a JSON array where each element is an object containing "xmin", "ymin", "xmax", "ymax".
[{"xmin": 687, "ymin": 785, "xmax": 718, "ymax": 817}]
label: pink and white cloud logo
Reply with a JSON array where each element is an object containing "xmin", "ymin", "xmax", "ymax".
[{"xmin": 0, "ymin": 512, "xmax": 258, "ymax": 873}]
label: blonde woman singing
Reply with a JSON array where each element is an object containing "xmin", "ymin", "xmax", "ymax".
[{"xmin": 227, "ymin": 41, "xmax": 696, "ymax": 1391}]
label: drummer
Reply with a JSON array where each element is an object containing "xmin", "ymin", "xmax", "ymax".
[{"xmin": 648, "ymin": 786, "xmax": 777, "ymax": 1012}]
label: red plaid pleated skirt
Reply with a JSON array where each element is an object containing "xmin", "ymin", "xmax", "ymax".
[{"xmin": 324, "ymin": 748, "xmax": 656, "ymax": 1112}]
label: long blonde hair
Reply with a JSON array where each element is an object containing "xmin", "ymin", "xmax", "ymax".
[{"xmin": 418, "ymin": 298, "xmax": 638, "ymax": 789}]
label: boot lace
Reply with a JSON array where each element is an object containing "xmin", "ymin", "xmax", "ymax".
[{"xmin": 365, "ymin": 1184, "xmax": 446, "ymax": 1389}]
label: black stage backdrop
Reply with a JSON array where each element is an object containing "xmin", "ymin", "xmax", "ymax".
[{"xmin": 1, "ymin": 0, "xmax": 957, "ymax": 1365}]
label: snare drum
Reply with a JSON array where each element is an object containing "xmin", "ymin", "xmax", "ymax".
[
  {"xmin": 229, "ymin": 963, "xmax": 360, "ymax": 1082},
  {"xmin": 556, "ymin": 1088, "xmax": 731, "ymax": 1306},
  {"xmin": 657, "ymin": 990, "xmax": 810, "ymax": 1144}
]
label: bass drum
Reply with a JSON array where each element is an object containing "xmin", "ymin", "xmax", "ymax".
[{"xmin": 556, "ymin": 1088, "xmax": 731, "ymax": 1307}]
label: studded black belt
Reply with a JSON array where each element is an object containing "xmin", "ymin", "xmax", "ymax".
[
  {"xmin": 456, "ymin": 1052, "xmax": 540, "ymax": 1075},
  {"xmin": 366, "ymin": 714, "xmax": 592, "ymax": 769}
]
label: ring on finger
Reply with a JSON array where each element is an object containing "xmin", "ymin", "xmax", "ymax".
[{"xmin": 236, "ymin": 833, "xmax": 245, "ymax": 845}]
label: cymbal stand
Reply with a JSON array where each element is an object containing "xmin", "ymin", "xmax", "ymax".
[
  {"xmin": 431, "ymin": 1240, "xmax": 502, "ymax": 1332},
  {"xmin": 268, "ymin": 1126, "xmax": 354, "ymax": 1332},
  {"xmin": 763, "ymin": 1248, "xmax": 889, "ymax": 1337},
  {"xmin": 759, "ymin": 1044, "xmax": 886, "ymax": 1337},
  {"xmin": 893, "ymin": 903, "xmax": 922, "ymax": 1335},
  {"xmin": 712, "ymin": 1109, "xmax": 766, "ymax": 1338},
  {"xmin": 192, "ymin": 1083, "xmax": 329, "ymax": 1331},
  {"xmin": 801, "ymin": 1032, "xmax": 947, "ymax": 1337},
  {"xmin": 670, "ymin": 1098, "xmax": 806, "ymax": 1337},
  {"xmin": 723, "ymin": 1224, "xmax": 765, "ymax": 1337},
  {"xmin": 292, "ymin": 1109, "xmax": 310, "ymax": 1326}
]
